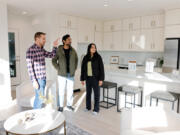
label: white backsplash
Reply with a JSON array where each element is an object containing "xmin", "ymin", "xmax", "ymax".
[{"xmin": 76, "ymin": 43, "xmax": 163, "ymax": 66}]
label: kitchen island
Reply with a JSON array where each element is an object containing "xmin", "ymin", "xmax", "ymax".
[{"xmin": 103, "ymin": 65, "xmax": 180, "ymax": 111}]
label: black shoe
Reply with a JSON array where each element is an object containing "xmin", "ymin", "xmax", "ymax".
[
  {"xmin": 66, "ymin": 106, "xmax": 74, "ymax": 111},
  {"xmin": 58, "ymin": 107, "xmax": 63, "ymax": 112}
]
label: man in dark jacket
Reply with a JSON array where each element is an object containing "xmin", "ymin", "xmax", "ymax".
[{"xmin": 52, "ymin": 34, "xmax": 78, "ymax": 112}]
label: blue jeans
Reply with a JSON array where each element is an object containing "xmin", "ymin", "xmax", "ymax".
[{"xmin": 33, "ymin": 79, "xmax": 46, "ymax": 109}]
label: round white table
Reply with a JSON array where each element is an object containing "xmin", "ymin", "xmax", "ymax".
[{"xmin": 4, "ymin": 109, "xmax": 66, "ymax": 135}]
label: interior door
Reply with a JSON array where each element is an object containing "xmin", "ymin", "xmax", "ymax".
[{"xmin": 8, "ymin": 29, "xmax": 21, "ymax": 86}]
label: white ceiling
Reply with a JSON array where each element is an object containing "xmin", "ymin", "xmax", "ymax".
[{"xmin": 7, "ymin": 0, "xmax": 180, "ymax": 20}]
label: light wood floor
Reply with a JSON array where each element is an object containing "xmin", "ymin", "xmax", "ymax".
[
  {"xmin": 10, "ymin": 89, "xmax": 180, "ymax": 135},
  {"xmin": 64, "ymin": 89, "xmax": 122, "ymax": 135}
]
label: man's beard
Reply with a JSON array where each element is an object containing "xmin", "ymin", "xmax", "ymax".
[{"xmin": 67, "ymin": 43, "xmax": 71, "ymax": 46}]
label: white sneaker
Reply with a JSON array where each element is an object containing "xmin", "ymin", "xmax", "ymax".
[
  {"xmin": 92, "ymin": 111, "xmax": 98, "ymax": 115},
  {"xmin": 84, "ymin": 108, "xmax": 90, "ymax": 112},
  {"xmin": 65, "ymin": 106, "xmax": 74, "ymax": 112}
]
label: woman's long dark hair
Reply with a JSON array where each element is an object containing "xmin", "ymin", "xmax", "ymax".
[{"xmin": 86, "ymin": 43, "xmax": 99, "ymax": 60}]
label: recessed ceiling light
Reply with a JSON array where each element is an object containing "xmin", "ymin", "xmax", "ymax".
[
  {"xmin": 22, "ymin": 11, "xmax": 27, "ymax": 15},
  {"xmin": 128, "ymin": 0, "xmax": 134, "ymax": 2}
]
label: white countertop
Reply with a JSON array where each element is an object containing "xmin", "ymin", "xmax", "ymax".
[{"xmin": 105, "ymin": 65, "xmax": 180, "ymax": 84}]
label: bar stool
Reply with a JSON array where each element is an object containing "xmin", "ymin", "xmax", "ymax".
[
  {"xmin": 150, "ymin": 90, "xmax": 179, "ymax": 113},
  {"xmin": 100, "ymin": 81, "xmax": 117, "ymax": 109},
  {"xmin": 117, "ymin": 85, "xmax": 143, "ymax": 112}
]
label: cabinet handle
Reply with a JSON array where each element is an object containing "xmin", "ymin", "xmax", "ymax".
[
  {"xmin": 69, "ymin": 20, "xmax": 71, "ymax": 27},
  {"xmin": 151, "ymin": 20, "xmax": 156, "ymax": 27},
  {"xmin": 129, "ymin": 23, "xmax": 133, "ymax": 30},
  {"xmin": 111, "ymin": 25, "xmax": 114, "ymax": 31},
  {"xmin": 151, "ymin": 43, "xmax": 155, "ymax": 49},
  {"xmin": 129, "ymin": 43, "xmax": 133, "ymax": 49},
  {"xmin": 85, "ymin": 36, "xmax": 88, "ymax": 41},
  {"xmin": 67, "ymin": 20, "xmax": 69, "ymax": 27}
]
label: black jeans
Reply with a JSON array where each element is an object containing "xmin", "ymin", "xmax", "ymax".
[{"xmin": 86, "ymin": 76, "xmax": 100, "ymax": 112}]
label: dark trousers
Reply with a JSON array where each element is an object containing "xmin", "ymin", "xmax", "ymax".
[{"xmin": 86, "ymin": 77, "xmax": 100, "ymax": 112}]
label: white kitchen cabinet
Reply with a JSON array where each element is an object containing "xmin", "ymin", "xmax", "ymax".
[
  {"xmin": 113, "ymin": 31, "xmax": 123, "ymax": 50},
  {"xmin": 94, "ymin": 21, "xmax": 103, "ymax": 32},
  {"xmin": 68, "ymin": 29, "xmax": 78, "ymax": 49},
  {"xmin": 165, "ymin": 9, "xmax": 180, "ymax": 38},
  {"xmin": 122, "ymin": 30, "xmax": 142, "ymax": 51},
  {"xmin": 59, "ymin": 14, "xmax": 77, "ymax": 29},
  {"xmin": 122, "ymin": 30, "xmax": 130, "ymax": 50},
  {"xmin": 165, "ymin": 25, "xmax": 180, "ymax": 38},
  {"xmin": 141, "ymin": 14, "xmax": 164, "ymax": 29},
  {"xmin": 122, "ymin": 17, "xmax": 141, "ymax": 31},
  {"xmin": 104, "ymin": 20, "xmax": 122, "ymax": 32},
  {"xmin": 94, "ymin": 31, "xmax": 103, "ymax": 50},
  {"xmin": 59, "ymin": 27, "xmax": 78, "ymax": 49},
  {"xmin": 165, "ymin": 9, "xmax": 180, "ymax": 25},
  {"xmin": 77, "ymin": 18, "xmax": 94, "ymax": 43},
  {"xmin": 103, "ymin": 31, "xmax": 123, "ymax": 51},
  {"xmin": 141, "ymin": 28, "xmax": 164, "ymax": 52},
  {"xmin": 103, "ymin": 32, "xmax": 113, "ymax": 50}
]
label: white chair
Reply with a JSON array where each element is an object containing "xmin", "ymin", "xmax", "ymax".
[{"xmin": 16, "ymin": 80, "xmax": 57, "ymax": 111}]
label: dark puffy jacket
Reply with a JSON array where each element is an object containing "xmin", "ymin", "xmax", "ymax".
[{"xmin": 80, "ymin": 53, "xmax": 105, "ymax": 81}]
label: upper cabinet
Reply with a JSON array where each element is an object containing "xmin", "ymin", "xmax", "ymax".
[
  {"xmin": 141, "ymin": 14, "xmax": 164, "ymax": 29},
  {"xmin": 104, "ymin": 20, "xmax": 122, "ymax": 32},
  {"xmin": 165, "ymin": 9, "xmax": 180, "ymax": 25},
  {"xmin": 77, "ymin": 18, "xmax": 95, "ymax": 43},
  {"xmin": 103, "ymin": 20, "xmax": 123, "ymax": 51},
  {"xmin": 94, "ymin": 31, "xmax": 103, "ymax": 50},
  {"xmin": 94, "ymin": 21, "xmax": 103, "ymax": 49},
  {"xmin": 122, "ymin": 30, "xmax": 142, "ymax": 51},
  {"xmin": 59, "ymin": 14, "xmax": 78, "ymax": 29},
  {"xmin": 122, "ymin": 17, "xmax": 141, "ymax": 31},
  {"xmin": 94, "ymin": 21, "xmax": 103, "ymax": 32},
  {"xmin": 165, "ymin": 9, "xmax": 180, "ymax": 38},
  {"xmin": 57, "ymin": 13, "xmax": 166, "ymax": 52},
  {"xmin": 141, "ymin": 28, "xmax": 164, "ymax": 52}
]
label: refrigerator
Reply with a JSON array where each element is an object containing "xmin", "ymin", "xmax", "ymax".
[{"xmin": 163, "ymin": 38, "xmax": 180, "ymax": 73}]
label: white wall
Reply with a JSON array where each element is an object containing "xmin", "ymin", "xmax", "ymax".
[
  {"xmin": 8, "ymin": 13, "xmax": 34, "ymax": 83},
  {"xmin": 8, "ymin": 11, "xmax": 61, "ymax": 84},
  {"xmin": 0, "ymin": 1, "xmax": 12, "ymax": 106}
]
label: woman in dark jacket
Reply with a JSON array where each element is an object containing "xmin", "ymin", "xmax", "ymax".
[{"xmin": 80, "ymin": 43, "xmax": 105, "ymax": 115}]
